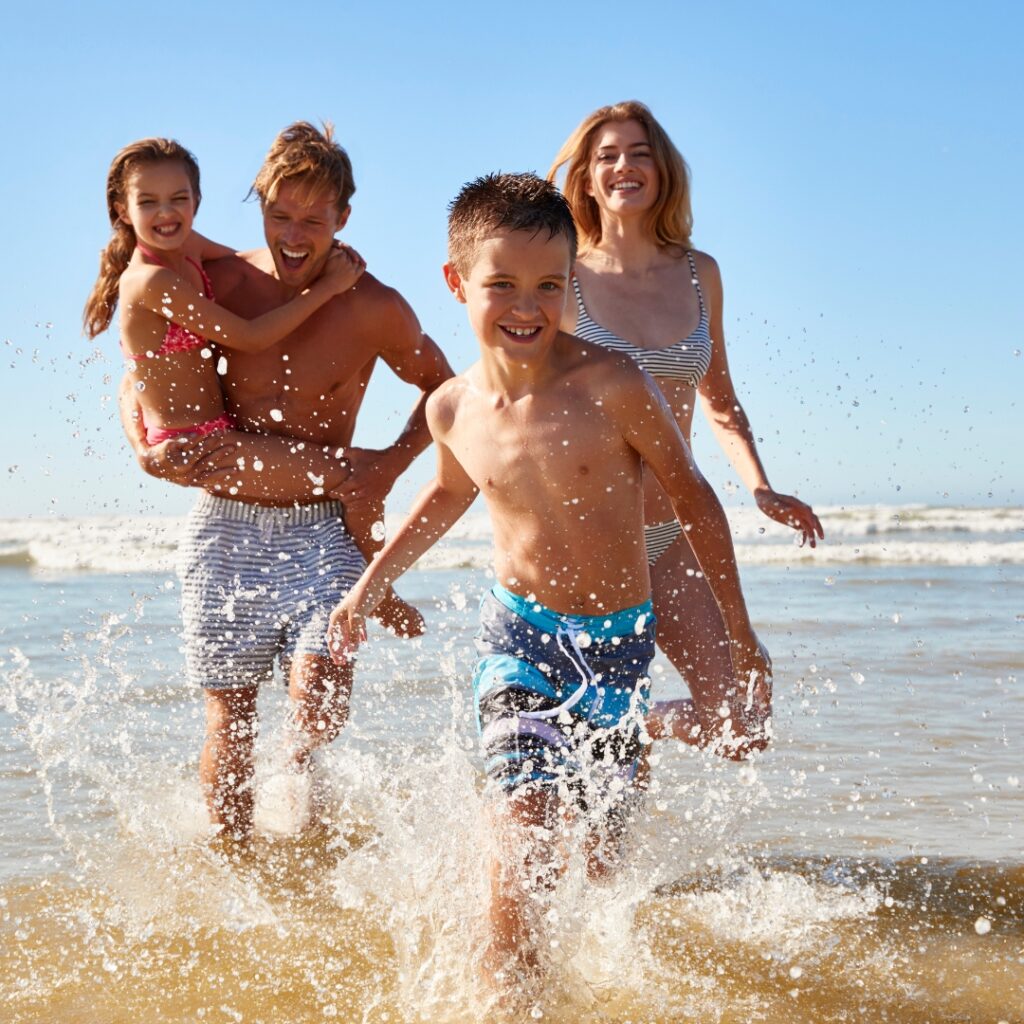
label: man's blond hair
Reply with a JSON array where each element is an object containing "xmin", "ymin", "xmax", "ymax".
[{"xmin": 249, "ymin": 120, "xmax": 355, "ymax": 214}]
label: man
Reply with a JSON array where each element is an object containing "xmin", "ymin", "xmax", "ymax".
[{"xmin": 121, "ymin": 122, "xmax": 452, "ymax": 841}]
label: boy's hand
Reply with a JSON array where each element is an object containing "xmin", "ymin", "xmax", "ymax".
[
  {"xmin": 327, "ymin": 597, "xmax": 368, "ymax": 664},
  {"xmin": 733, "ymin": 634, "xmax": 770, "ymax": 692},
  {"xmin": 322, "ymin": 243, "xmax": 365, "ymax": 295},
  {"xmin": 732, "ymin": 634, "xmax": 772, "ymax": 711}
]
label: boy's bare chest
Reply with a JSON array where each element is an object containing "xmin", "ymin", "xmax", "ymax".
[{"xmin": 452, "ymin": 402, "xmax": 629, "ymax": 500}]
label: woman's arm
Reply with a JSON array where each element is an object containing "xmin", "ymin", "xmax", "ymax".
[{"xmin": 695, "ymin": 252, "xmax": 824, "ymax": 546}]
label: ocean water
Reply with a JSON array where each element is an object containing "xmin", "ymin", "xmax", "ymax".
[{"xmin": 1, "ymin": 505, "xmax": 1021, "ymax": 1023}]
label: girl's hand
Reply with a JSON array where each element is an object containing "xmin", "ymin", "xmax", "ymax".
[
  {"xmin": 322, "ymin": 242, "xmax": 366, "ymax": 295},
  {"xmin": 754, "ymin": 487, "xmax": 824, "ymax": 548}
]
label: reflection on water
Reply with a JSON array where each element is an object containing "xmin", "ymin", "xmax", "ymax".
[{"xmin": 1, "ymin": 559, "xmax": 1021, "ymax": 1022}]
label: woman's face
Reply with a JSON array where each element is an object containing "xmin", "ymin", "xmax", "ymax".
[{"xmin": 586, "ymin": 119, "xmax": 660, "ymax": 219}]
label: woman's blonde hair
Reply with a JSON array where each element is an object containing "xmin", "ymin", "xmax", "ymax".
[{"xmin": 547, "ymin": 100, "xmax": 692, "ymax": 253}]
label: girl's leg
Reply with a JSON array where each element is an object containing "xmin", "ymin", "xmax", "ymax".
[
  {"xmin": 174, "ymin": 429, "xmax": 350, "ymax": 504},
  {"xmin": 646, "ymin": 531, "xmax": 770, "ymax": 759}
]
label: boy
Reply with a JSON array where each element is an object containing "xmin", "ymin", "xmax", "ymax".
[{"xmin": 327, "ymin": 173, "xmax": 769, "ymax": 981}]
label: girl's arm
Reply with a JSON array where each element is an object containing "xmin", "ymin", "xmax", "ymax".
[
  {"xmin": 121, "ymin": 245, "xmax": 364, "ymax": 356},
  {"xmin": 695, "ymin": 252, "xmax": 824, "ymax": 546},
  {"xmin": 188, "ymin": 231, "xmax": 236, "ymax": 262}
]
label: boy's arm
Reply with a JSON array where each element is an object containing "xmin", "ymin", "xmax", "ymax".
[
  {"xmin": 327, "ymin": 424, "xmax": 478, "ymax": 661},
  {"xmin": 609, "ymin": 365, "xmax": 768, "ymax": 681}
]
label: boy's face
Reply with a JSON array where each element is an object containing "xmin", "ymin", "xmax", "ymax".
[{"xmin": 444, "ymin": 228, "xmax": 571, "ymax": 360}]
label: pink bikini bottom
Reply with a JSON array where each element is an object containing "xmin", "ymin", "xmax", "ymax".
[{"xmin": 145, "ymin": 412, "xmax": 235, "ymax": 447}]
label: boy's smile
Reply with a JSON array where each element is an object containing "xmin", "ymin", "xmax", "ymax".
[{"xmin": 444, "ymin": 228, "xmax": 572, "ymax": 362}]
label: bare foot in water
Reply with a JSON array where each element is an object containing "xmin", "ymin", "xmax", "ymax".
[{"xmin": 370, "ymin": 589, "xmax": 425, "ymax": 638}]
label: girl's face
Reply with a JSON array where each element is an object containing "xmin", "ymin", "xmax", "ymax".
[
  {"xmin": 116, "ymin": 160, "xmax": 197, "ymax": 252},
  {"xmin": 586, "ymin": 119, "xmax": 660, "ymax": 220}
]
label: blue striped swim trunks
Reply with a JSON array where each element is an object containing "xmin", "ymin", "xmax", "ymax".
[
  {"xmin": 473, "ymin": 585, "xmax": 656, "ymax": 804},
  {"xmin": 177, "ymin": 493, "xmax": 366, "ymax": 690}
]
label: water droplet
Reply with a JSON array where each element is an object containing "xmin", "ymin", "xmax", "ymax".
[
  {"xmin": 824, "ymin": 575, "xmax": 835, "ymax": 587},
  {"xmin": 269, "ymin": 408, "xmax": 284, "ymax": 422},
  {"xmin": 974, "ymin": 916, "xmax": 991, "ymax": 935},
  {"xmin": 252, "ymin": 459, "xmax": 264, "ymax": 472},
  {"xmin": 217, "ymin": 356, "xmax": 228, "ymax": 375},
  {"xmin": 789, "ymin": 966, "xmax": 803, "ymax": 979},
  {"xmin": 892, "ymin": 613, "xmax": 901, "ymax": 624},
  {"xmin": 371, "ymin": 520, "xmax": 386, "ymax": 542},
  {"xmin": 134, "ymin": 380, "xmax": 146, "ymax": 391}
]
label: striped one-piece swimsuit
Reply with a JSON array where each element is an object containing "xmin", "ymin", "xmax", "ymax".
[{"xmin": 573, "ymin": 250, "xmax": 713, "ymax": 565}]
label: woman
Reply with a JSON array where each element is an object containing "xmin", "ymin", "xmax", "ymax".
[{"xmin": 549, "ymin": 101, "xmax": 823, "ymax": 758}]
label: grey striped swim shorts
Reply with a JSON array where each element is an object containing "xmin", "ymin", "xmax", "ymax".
[{"xmin": 177, "ymin": 493, "xmax": 366, "ymax": 690}]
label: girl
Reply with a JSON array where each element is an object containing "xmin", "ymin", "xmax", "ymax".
[
  {"xmin": 84, "ymin": 137, "xmax": 363, "ymax": 500},
  {"xmin": 549, "ymin": 102, "xmax": 824, "ymax": 758}
]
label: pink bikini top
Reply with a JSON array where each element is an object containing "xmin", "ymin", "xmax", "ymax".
[{"xmin": 123, "ymin": 245, "xmax": 215, "ymax": 358}]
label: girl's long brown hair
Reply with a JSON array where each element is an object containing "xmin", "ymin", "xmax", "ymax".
[
  {"xmin": 83, "ymin": 138, "xmax": 201, "ymax": 339},
  {"xmin": 547, "ymin": 100, "xmax": 693, "ymax": 254}
]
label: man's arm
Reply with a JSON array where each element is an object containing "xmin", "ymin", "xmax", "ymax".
[
  {"xmin": 332, "ymin": 293, "xmax": 454, "ymax": 510},
  {"xmin": 118, "ymin": 375, "xmax": 351, "ymax": 501}
]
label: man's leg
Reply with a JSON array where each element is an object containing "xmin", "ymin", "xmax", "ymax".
[
  {"xmin": 286, "ymin": 654, "xmax": 353, "ymax": 771},
  {"xmin": 200, "ymin": 685, "xmax": 259, "ymax": 840}
]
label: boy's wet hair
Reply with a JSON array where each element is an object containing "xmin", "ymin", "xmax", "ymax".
[
  {"xmin": 447, "ymin": 172, "xmax": 577, "ymax": 275},
  {"xmin": 83, "ymin": 138, "xmax": 202, "ymax": 339},
  {"xmin": 249, "ymin": 120, "xmax": 355, "ymax": 215}
]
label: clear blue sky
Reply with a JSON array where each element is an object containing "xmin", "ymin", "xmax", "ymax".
[{"xmin": 2, "ymin": 0, "xmax": 1021, "ymax": 518}]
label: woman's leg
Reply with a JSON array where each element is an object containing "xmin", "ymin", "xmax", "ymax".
[{"xmin": 647, "ymin": 530, "xmax": 770, "ymax": 759}]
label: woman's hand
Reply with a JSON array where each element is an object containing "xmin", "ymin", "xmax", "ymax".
[{"xmin": 754, "ymin": 487, "xmax": 824, "ymax": 548}]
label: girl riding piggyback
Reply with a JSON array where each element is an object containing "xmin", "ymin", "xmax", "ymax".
[{"xmin": 83, "ymin": 137, "xmax": 361, "ymax": 498}]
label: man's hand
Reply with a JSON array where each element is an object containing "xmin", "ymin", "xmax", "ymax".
[
  {"xmin": 330, "ymin": 445, "xmax": 405, "ymax": 509},
  {"xmin": 327, "ymin": 595, "xmax": 369, "ymax": 664},
  {"xmin": 371, "ymin": 590, "xmax": 426, "ymax": 639},
  {"xmin": 119, "ymin": 375, "xmax": 223, "ymax": 485},
  {"xmin": 754, "ymin": 488, "xmax": 824, "ymax": 548}
]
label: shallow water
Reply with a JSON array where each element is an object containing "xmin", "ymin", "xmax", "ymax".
[{"xmin": 1, "ymin": 519, "xmax": 1022, "ymax": 1022}]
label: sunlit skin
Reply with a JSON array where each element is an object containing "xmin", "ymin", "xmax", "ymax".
[
  {"xmin": 116, "ymin": 160, "xmax": 366, "ymax": 503},
  {"xmin": 119, "ymin": 173, "xmax": 453, "ymax": 840},
  {"xmin": 562, "ymin": 117, "xmax": 823, "ymax": 756},
  {"xmin": 327, "ymin": 225, "xmax": 767, "ymax": 987}
]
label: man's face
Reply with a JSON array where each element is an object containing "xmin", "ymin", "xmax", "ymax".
[
  {"xmin": 262, "ymin": 179, "xmax": 349, "ymax": 290},
  {"xmin": 444, "ymin": 228, "xmax": 572, "ymax": 362}
]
